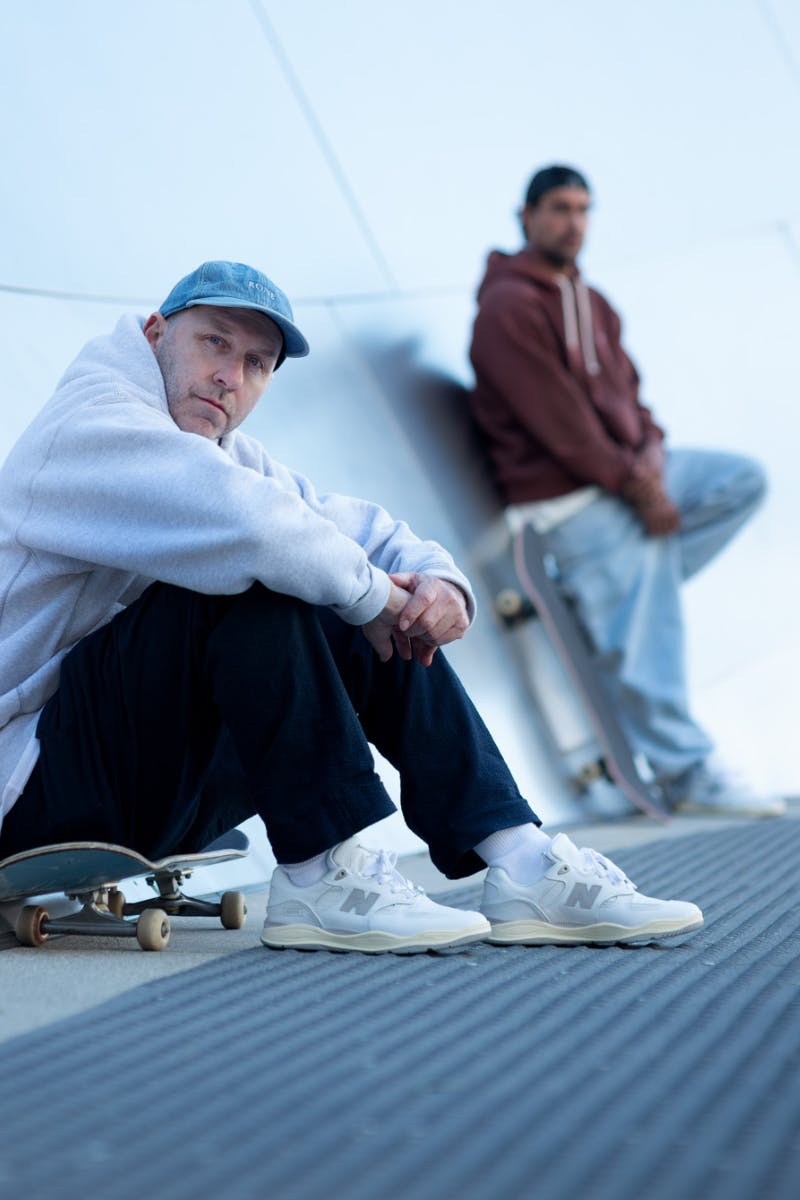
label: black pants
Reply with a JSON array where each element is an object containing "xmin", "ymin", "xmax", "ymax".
[{"xmin": 0, "ymin": 583, "xmax": 536, "ymax": 878}]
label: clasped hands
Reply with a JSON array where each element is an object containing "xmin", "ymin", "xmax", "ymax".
[
  {"xmin": 362, "ymin": 572, "xmax": 469, "ymax": 666},
  {"xmin": 623, "ymin": 441, "xmax": 681, "ymax": 537}
]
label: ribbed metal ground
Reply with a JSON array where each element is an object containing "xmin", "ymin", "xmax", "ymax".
[{"xmin": 1, "ymin": 822, "xmax": 799, "ymax": 1200}]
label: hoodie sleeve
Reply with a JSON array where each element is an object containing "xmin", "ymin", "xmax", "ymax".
[
  {"xmin": 12, "ymin": 393, "xmax": 474, "ymax": 625},
  {"xmin": 600, "ymin": 301, "xmax": 664, "ymax": 451},
  {"xmin": 471, "ymin": 279, "xmax": 642, "ymax": 493},
  {"xmin": 259, "ymin": 457, "xmax": 476, "ymax": 618}
]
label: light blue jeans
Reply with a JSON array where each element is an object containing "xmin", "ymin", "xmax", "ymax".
[{"xmin": 539, "ymin": 448, "xmax": 767, "ymax": 782}]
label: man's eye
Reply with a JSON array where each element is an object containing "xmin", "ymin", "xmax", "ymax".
[
  {"xmin": 247, "ymin": 356, "xmax": 265, "ymax": 370},
  {"xmin": 206, "ymin": 335, "xmax": 224, "ymax": 346}
]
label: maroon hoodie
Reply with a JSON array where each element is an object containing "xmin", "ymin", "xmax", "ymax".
[{"xmin": 469, "ymin": 249, "xmax": 664, "ymax": 504}]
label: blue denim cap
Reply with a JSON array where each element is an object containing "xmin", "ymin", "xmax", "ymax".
[{"xmin": 159, "ymin": 261, "xmax": 309, "ymax": 358}]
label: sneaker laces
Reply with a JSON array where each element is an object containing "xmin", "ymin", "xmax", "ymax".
[
  {"xmin": 579, "ymin": 847, "xmax": 634, "ymax": 889},
  {"xmin": 365, "ymin": 848, "xmax": 424, "ymax": 898}
]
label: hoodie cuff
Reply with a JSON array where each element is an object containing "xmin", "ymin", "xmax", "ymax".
[{"xmin": 329, "ymin": 566, "xmax": 392, "ymax": 626}]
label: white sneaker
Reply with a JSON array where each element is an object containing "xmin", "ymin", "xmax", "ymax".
[
  {"xmin": 261, "ymin": 837, "xmax": 490, "ymax": 954},
  {"xmin": 667, "ymin": 759, "xmax": 786, "ymax": 818},
  {"xmin": 480, "ymin": 832, "xmax": 703, "ymax": 946}
]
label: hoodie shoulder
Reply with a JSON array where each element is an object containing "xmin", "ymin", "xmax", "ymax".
[
  {"xmin": 55, "ymin": 314, "xmax": 163, "ymax": 397},
  {"xmin": 476, "ymin": 248, "xmax": 559, "ymax": 305}
]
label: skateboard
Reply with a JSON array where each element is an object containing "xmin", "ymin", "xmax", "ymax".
[
  {"xmin": 0, "ymin": 833, "xmax": 250, "ymax": 951},
  {"xmin": 498, "ymin": 522, "xmax": 669, "ymax": 821}
]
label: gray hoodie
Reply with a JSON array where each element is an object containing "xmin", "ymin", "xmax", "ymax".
[{"xmin": 0, "ymin": 314, "xmax": 474, "ymax": 827}]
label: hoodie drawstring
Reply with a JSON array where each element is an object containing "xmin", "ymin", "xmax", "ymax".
[{"xmin": 556, "ymin": 275, "xmax": 600, "ymax": 377}]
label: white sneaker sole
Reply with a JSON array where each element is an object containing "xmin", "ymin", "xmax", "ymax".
[
  {"xmin": 260, "ymin": 918, "xmax": 491, "ymax": 954},
  {"xmin": 487, "ymin": 914, "xmax": 704, "ymax": 947}
]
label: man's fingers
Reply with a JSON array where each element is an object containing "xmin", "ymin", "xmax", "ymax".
[
  {"xmin": 407, "ymin": 612, "xmax": 463, "ymax": 646},
  {"xmin": 391, "ymin": 631, "xmax": 414, "ymax": 661},
  {"xmin": 362, "ymin": 615, "xmax": 396, "ymax": 661},
  {"xmin": 385, "ymin": 575, "xmax": 469, "ymax": 653},
  {"xmin": 367, "ymin": 635, "xmax": 393, "ymax": 662},
  {"xmin": 397, "ymin": 584, "xmax": 439, "ymax": 632},
  {"xmin": 412, "ymin": 640, "xmax": 437, "ymax": 667},
  {"xmin": 643, "ymin": 510, "xmax": 681, "ymax": 536},
  {"xmin": 389, "ymin": 571, "xmax": 415, "ymax": 589},
  {"xmin": 400, "ymin": 585, "xmax": 467, "ymax": 637}
]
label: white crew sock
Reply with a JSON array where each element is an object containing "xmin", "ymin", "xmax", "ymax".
[
  {"xmin": 281, "ymin": 849, "xmax": 330, "ymax": 886},
  {"xmin": 474, "ymin": 823, "xmax": 553, "ymax": 884}
]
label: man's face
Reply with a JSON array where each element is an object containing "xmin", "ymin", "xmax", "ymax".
[
  {"xmin": 522, "ymin": 186, "xmax": 591, "ymax": 268},
  {"xmin": 143, "ymin": 305, "xmax": 284, "ymax": 438}
]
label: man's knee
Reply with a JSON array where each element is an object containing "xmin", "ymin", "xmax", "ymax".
[
  {"xmin": 120, "ymin": 582, "xmax": 325, "ymax": 672},
  {"xmin": 206, "ymin": 584, "xmax": 334, "ymax": 668},
  {"xmin": 738, "ymin": 454, "xmax": 768, "ymax": 508},
  {"xmin": 715, "ymin": 452, "xmax": 768, "ymax": 526},
  {"xmin": 668, "ymin": 447, "xmax": 767, "ymax": 520},
  {"xmin": 223, "ymin": 583, "xmax": 327, "ymax": 638},
  {"xmin": 144, "ymin": 580, "xmax": 316, "ymax": 629}
]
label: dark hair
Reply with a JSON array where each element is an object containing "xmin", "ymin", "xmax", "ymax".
[{"xmin": 524, "ymin": 165, "xmax": 591, "ymax": 207}]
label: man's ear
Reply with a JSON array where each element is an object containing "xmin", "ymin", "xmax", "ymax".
[
  {"xmin": 519, "ymin": 204, "xmax": 534, "ymax": 242},
  {"xmin": 142, "ymin": 312, "xmax": 166, "ymax": 349}
]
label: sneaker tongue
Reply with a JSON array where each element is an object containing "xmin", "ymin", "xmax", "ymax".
[
  {"xmin": 549, "ymin": 833, "xmax": 629, "ymax": 887},
  {"xmin": 330, "ymin": 837, "xmax": 380, "ymax": 877},
  {"xmin": 547, "ymin": 832, "xmax": 583, "ymax": 867}
]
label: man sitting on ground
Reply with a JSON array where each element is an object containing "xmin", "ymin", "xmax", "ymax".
[{"xmin": 0, "ymin": 260, "xmax": 703, "ymax": 951}]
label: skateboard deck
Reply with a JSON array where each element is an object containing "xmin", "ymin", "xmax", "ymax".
[
  {"xmin": 0, "ymin": 834, "xmax": 250, "ymax": 950},
  {"xmin": 506, "ymin": 523, "xmax": 669, "ymax": 821}
]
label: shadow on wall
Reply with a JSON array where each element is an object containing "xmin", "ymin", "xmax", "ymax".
[
  {"xmin": 356, "ymin": 337, "xmax": 523, "ymax": 602},
  {"xmin": 360, "ymin": 341, "xmax": 497, "ymax": 527}
]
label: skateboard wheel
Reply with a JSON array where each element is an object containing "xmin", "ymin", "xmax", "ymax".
[
  {"xmin": 136, "ymin": 908, "xmax": 170, "ymax": 951},
  {"xmin": 108, "ymin": 888, "xmax": 126, "ymax": 919},
  {"xmin": 495, "ymin": 588, "xmax": 523, "ymax": 617},
  {"xmin": 576, "ymin": 761, "xmax": 604, "ymax": 786},
  {"xmin": 220, "ymin": 890, "xmax": 247, "ymax": 930},
  {"xmin": 16, "ymin": 905, "xmax": 49, "ymax": 947}
]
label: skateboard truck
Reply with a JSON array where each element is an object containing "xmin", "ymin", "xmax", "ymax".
[
  {"xmin": 1, "ymin": 838, "xmax": 250, "ymax": 952},
  {"xmin": 118, "ymin": 865, "xmax": 247, "ymax": 929},
  {"xmin": 17, "ymin": 889, "xmax": 170, "ymax": 951}
]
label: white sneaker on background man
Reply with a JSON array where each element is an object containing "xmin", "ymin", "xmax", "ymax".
[{"xmin": 666, "ymin": 757, "xmax": 786, "ymax": 818}]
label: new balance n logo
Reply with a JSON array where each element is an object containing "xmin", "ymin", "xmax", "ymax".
[
  {"xmin": 565, "ymin": 883, "xmax": 602, "ymax": 910},
  {"xmin": 340, "ymin": 888, "xmax": 380, "ymax": 915}
]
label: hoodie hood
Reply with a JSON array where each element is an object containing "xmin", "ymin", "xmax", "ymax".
[{"xmin": 476, "ymin": 248, "xmax": 568, "ymax": 302}]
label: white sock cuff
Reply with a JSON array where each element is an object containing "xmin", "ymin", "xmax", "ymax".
[
  {"xmin": 281, "ymin": 849, "xmax": 330, "ymax": 886},
  {"xmin": 474, "ymin": 823, "xmax": 551, "ymax": 863}
]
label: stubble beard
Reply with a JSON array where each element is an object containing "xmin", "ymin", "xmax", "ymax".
[{"xmin": 153, "ymin": 335, "xmax": 224, "ymax": 437}]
